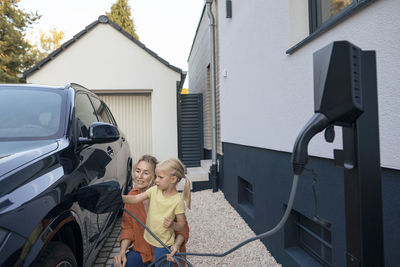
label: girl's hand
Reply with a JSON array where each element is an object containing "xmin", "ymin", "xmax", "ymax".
[
  {"xmin": 113, "ymin": 252, "xmax": 127, "ymax": 267},
  {"xmin": 166, "ymin": 244, "xmax": 179, "ymax": 262},
  {"xmin": 163, "ymin": 216, "xmax": 174, "ymax": 228},
  {"xmin": 122, "ymin": 195, "xmax": 134, "ymax": 204}
]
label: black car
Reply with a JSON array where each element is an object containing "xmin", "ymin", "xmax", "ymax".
[{"xmin": 0, "ymin": 83, "xmax": 132, "ymax": 267}]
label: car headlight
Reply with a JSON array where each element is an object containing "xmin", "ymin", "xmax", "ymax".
[{"xmin": 0, "ymin": 228, "xmax": 8, "ymax": 246}]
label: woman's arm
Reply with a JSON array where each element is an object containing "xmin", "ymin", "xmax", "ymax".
[
  {"xmin": 171, "ymin": 213, "xmax": 186, "ymax": 231},
  {"xmin": 113, "ymin": 239, "xmax": 132, "ymax": 267},
  {"xmin": 122, "ymin": 191, "xmax": 148, "ymax": 204},
  {"xmin": 173, "ymin": 234, "xmax": 185, "ymax": 248},
  {"xmin": 120, "ymin": 238, "xmax": 132, "ymax": 253},
  {"xmin": 166, "ymin": 234, "xmax": 185, "ymax": 262},
  {"xmin": 167, "ymin": 217, "xmax": 189, "ymax": 263},
  {"xmin": 163, "ymin": 214, "xmax": 187, "ymax": 231}
]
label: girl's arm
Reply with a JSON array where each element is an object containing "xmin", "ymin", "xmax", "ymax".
[{"xmin": 122, "ymin": 191, "xmax": 148, "ymax": 204}]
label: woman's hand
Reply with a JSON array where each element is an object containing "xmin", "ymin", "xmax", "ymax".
[
  {"xmin": 163, "ymin": 215, "xmax": 174, "ymax": 228},
  {"xmin": 113, "ymin": 252, "xmax": 127, "ymax": 267},
  {"xmin": 114, "ymin": 239, "xmax": 131, "ymax": 267},
  {"xmin": 166, "ymin": 234, "xmax": 185, "ymax": 263},
  {"xmin": 166, "ymin": 243, "xmax": 179, "ymax": 262}
]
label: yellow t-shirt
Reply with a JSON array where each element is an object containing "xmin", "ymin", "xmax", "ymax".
[{"xmin": 144, "ymin": 185, "xmax": 185, "ymax": 247}]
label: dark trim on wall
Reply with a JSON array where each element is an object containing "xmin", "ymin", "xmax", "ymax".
[
  {"xmin": 192, "ymin": 180, "xmax": 212, "ymax": 192},
  {"xmin": 221, "ymin": 142, "xmax": 399, "ymax": 267}
]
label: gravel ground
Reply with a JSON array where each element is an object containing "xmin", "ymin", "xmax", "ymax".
[{"xmin": 185, "ymin": 189, "xmax": 281, "ymax": 267}]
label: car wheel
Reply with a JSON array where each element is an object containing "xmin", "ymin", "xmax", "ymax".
[{"xmin": 32, "ymin": 241, "xmax": 77, "ymax": 267}]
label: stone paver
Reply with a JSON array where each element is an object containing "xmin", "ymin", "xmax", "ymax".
[{"xmin": 93, "ymin": 217, "xmax": 122, "ymax": 267}]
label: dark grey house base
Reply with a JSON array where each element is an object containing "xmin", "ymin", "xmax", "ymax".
[{"xmin": 221, "ymin": 142, "xmax": 399, "ymax": 267}]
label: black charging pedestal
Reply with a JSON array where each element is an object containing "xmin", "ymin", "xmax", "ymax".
[
  {"xmin": 332, "ymin": 49, "xmax": 384, "ymax": 266},
  {"xmin": 293, "ymin": 41, "xmax": 385, "ymax": 266}
]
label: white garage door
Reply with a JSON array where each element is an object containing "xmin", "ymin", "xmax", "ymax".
[{"xmin": 98, "ymin": 93, "xmax": 152, "ymax": 164}]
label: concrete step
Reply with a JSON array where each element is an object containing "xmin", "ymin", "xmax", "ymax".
[
  {"xmin": 177, "ymin": 160, "xmax": 212, "ymax": 191},
  {"xmin": 187, "ymin": 166, "xmax": 209, "ymax": 182},
  {"xmin": 201, "ymin": 159, "xmax": 212, "ymax": 171}
]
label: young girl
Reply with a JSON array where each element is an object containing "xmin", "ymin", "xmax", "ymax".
[{"xmin": 122, "ymin": 158, "xmax": 191, "ymax": 266}]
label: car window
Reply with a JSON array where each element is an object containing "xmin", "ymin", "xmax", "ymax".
[
  {"xmin": 0, "ymin": 88, "xmax": 64, "ymax": 140},
  {"xmin": 75, "ymin": 93, "xmax": 98, "ymax": 137},
  {"xmin": 89, "ymin": 96, "xmax": 113, "ymax": 125},
  {"xmin": 105, "ymin": 105, "xmax": 117, "ymax": 126}
]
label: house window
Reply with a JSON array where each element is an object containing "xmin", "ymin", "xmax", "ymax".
[
  {"xmin": 309, "ymin": 0, "xmax": 353, "ymax": 33},
  {"xmin": 285, "ymin": 209, "xmax": 332, "ymax": 266},
  {"xmin": 238, "ymin": 176, "xmax": 254, "ymax": 217},
  {"xmin": 287, "ymin": 0, "xmax": 377, "ymax": 54}
]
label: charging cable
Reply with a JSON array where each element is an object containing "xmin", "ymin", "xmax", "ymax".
[{"xmin": 305, "ymin": 168, "xmax": 332, "ymax": 228}]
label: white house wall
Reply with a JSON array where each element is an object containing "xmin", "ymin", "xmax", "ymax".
[
  {"xmin": 217, "ymin": 0, "xmax": 400, "ymax": 170},
  {"xmin": 27, "ymin": 24, "xmax": 181, "ymax": 161}
]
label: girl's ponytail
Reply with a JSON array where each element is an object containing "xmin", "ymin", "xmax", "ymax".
[{"xmin": 182, "ymin": 176, "xmax": 192, "ymax": 210}]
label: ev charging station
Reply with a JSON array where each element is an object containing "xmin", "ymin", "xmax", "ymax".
[{"xmin": 292, "ymin": 41, "xmax": 384, "ymax": 266}]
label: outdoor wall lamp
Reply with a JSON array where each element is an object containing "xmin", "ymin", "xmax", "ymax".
[{"xmin": 226, "ymin": 0, "xmax": 232, "ymax": 18}]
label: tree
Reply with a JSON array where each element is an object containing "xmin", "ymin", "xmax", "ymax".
[
  {"xmin": 106, "ymin": 0, "xmax": 139, "ymax": 40},
  {"xmin": 39, "ymin": 27, "xmax": 65, "ymax": 53},
  {"xmin": 331, "ymin": 0, "xmax": 353, "ymax": 15},
  {"xmin": 0, "ymin": 0, "xmax": 41, "ymax": 83},
  {"xmin": 26, "ymin": 27, "xmax": 65, "ymax": 63}
]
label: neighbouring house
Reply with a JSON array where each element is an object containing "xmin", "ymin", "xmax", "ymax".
[
  {"xmin": 188, "ymin": 4, "xmax": 223, "ymax": 162},
  {"xmin": 24, "ymin": 15, "xmax": 185, "ymax": 163},
  {"xmin": 188, "ymin": 0, "xmax": 399, "ymax": 266}
]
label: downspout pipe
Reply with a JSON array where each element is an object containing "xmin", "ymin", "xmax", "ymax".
[{"xmin": 206, "ymin": 0, "xmax": 218, "ymax": 192}]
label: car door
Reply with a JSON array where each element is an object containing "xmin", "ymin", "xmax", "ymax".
[
  {"xmin": 90, "ymin": 96, "xmax": 130, "ymax": 193},
  {"xmin": 88, "ymin": 95, "xmax": 123, "ymax": 185},
  {"xmin": 74, "ymin": 93, "xmax": 117, "ymax": 255}
]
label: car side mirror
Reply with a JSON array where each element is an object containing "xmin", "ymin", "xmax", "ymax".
[
  {"xmin": 79, "ymin": 122, "xmax": 120, "ymax": 144},
  {"xmin": 75, "ymin": 181, "xmax": 122, "ymax": 214}
]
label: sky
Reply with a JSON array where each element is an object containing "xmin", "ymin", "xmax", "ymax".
[{"xmin": 18, "ymin": 0, "xmax": 205, "ymax": 88}]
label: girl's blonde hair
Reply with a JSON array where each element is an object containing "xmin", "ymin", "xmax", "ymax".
[{"xmin": 157, "ymin": 158, "xmax": 191, "ymax": 209}]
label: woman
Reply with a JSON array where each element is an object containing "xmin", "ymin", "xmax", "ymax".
[{"xmin": 113, "ymin": 155, "xmax": 189, "ymax": 267}]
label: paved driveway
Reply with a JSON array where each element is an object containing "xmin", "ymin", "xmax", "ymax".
[
  {"xmin": 92, "ymin": 189, "xmax": 280, "ymax": 266},
  {"xmin": 92, "ymin": 217, "xmax": 122, "ymax": 267}
]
